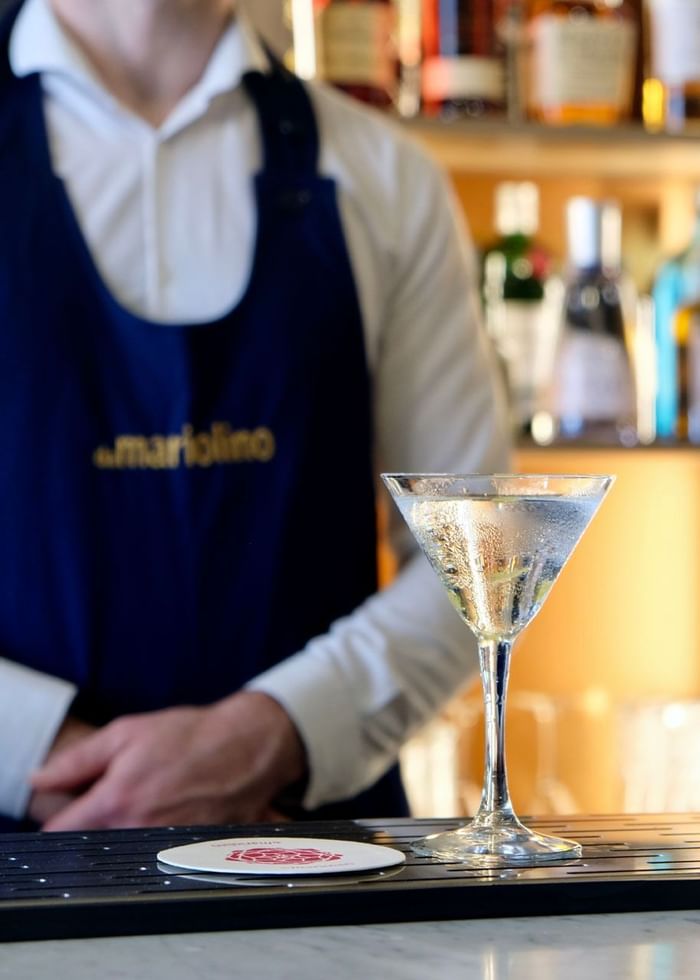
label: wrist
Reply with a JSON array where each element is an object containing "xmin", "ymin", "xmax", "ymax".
[{"xmin": 215, "ymin": 690, "xmax": 307, "ymax": 794}]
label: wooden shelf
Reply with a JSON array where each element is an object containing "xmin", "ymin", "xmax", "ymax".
[{"xmin": 405, "ymin": 117, "xmax": 700, "ymax": 179}]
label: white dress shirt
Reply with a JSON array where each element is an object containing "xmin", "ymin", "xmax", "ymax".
[{"xmin": 0, "ymin": 0, "xmax": 510, "ymax": 818}]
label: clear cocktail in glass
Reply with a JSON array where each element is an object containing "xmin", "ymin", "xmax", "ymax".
[{"xmin": 382, "ymin": 473, "xmax": 613, "ymax": 866}]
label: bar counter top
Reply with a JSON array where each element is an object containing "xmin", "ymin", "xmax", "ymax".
[
  {"xmin": 3, "ymin": 909, "xmax": 699, "ymax": 978},
  {"xmin": 3, "ymin": 815, "xmax": 700, "ymax": 976}
]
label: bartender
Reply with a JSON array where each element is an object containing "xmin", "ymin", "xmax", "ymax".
[{"xmin": 0, "ymin": 0, "xmax": 509, "ymax": 831}]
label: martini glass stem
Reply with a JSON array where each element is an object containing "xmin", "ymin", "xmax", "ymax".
[{"xmin": 474, "ymin": 637, "xmax": 517, "ymax": 827}]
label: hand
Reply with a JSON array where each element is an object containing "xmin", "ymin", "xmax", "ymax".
[
  {"xmin": 27, "ymin": 715, "xmax": 96, "ymax": 826},
  {"xmin": 30, "ymin": 692, "xmax": 307, "ymax": 831}
]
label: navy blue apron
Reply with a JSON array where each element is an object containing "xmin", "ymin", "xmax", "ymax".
[{"xmin": 0, "ymin": 3, "xmax": 407, "ymax": 827}]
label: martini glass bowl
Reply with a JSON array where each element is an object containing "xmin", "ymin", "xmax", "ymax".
[{"xmin": 383, "ymin": 473, "xmax": 613, "ymax": 866}]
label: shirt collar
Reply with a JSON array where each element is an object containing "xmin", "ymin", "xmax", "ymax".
[{"xmin": 9, "ymin": 0, "xmax": 269, "ymax": 132}]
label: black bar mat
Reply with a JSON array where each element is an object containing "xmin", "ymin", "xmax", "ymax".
[{"xmin": 2, "ymin": 813, "xmax": 700, "ymax": 942}]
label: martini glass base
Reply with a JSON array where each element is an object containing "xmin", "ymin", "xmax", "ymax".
[{"xmin": 411, "ymin": 820, "xmax": 582, "ymax": 867}]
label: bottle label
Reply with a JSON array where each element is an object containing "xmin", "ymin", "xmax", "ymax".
[
  {"xmin": 422, "ymin": 56, "xmax": 505, "ymax": 102},
  {"xmin": 491, "ymin": 299, "xmax": 557, "ymax": 425},
  {"xmin": 319, "ymin": 4, "xmax": 395, "ymax": 89},
  {"xmin": 531, "ymin": 16, "xmax": 636, "ymax": 110},
  {"xmin": 648, "ymin": 0, "xmax": 700, "ymax": 85},
  {"xmin": 553, "ymin": 331, "xmax": 634, "ymax": 422}
]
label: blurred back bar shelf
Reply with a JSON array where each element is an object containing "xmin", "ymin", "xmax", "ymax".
[
  {"xmin": 406, "ymin": 117, "xmax": 700, "ymax": 282},
  {"xmin": 407, "ymin": 117, "xmax": 700, "ymax": 179},
  {"xmin": 394, "ymin": 107, "xmax": 700, "ymax": 817}
]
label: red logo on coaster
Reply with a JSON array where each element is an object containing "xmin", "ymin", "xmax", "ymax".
[{"xmin": 225, "ymin": 846, "xmax": 343, "ymax": 865}]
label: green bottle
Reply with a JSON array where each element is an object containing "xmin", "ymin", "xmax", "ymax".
[{"xmin": 482, "ymin": 181, "xmax": 557, "ymax": 434}]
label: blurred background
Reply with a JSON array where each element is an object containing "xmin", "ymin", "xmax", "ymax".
[
  {"xmin": 250, "ymin": 0, "xmax": 700, "ymax": 821},
  {"xmin": 17, "ymin": 0, "xmax": 700, "ymax": 819}
]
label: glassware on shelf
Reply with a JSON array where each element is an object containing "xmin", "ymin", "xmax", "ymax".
[
  {"xmin": 451, "ymin": 690, "xmax": 580, "ymax": 817},
  {"xmin": 482, "ymin": 181, "xmax": 561, "ymax": 437},
  {"xmin": 645, "ymin": 0, "xmax": 700, "ymax": 133},
  {"xmin": 541, "ymin": 196, "xmax": 637, "ymax": 446},
  {"xmin": 526, "ymin": 0, "xmax": 639, "ymax": 126},
  {"xmin": 382, "ymin": 473, "xmax": 613, "ymax": 865},
  {"xmin": 399, "ymin": 715, "xmax": 462, "ymax": 817},
  {"xmin": 619, "ymin": 699, "xmax": 700, "ymax": 813},
  {"xmin": 420, "ymin": 0, "xmax": 507, "ymax": 118}
]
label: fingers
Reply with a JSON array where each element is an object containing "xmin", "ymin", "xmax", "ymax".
[
  {"xmin": 31, "ymin": 726, "xmax": 116, "ymax": 792},
  {"xmin": 31, "ymin": 700, "xmax": 301, "ymax": 830},
  {"xmin": 41, "ymin": 794, "xmax": 292, "ymax": 832},
  {"xmin": 40, "ymin": 781, "xmax": 119, "ymax": 831},
  {"xmin": 51, "ymin": 716, "xmax": 97, "ymax": 754},
  {"xmin": 27, "ymin": 790, "xmax": 76, "ymax": 827},
  {"xmin": 261, "ymin": 807, "xmax": 290, "ymax": 823}
]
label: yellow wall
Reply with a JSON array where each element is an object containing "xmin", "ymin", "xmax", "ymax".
[
  {"xmin": 513, "ymin": 446, "xmax": 700, "ymax": 699},
  {"xmin": 450, "ymin": 446, "xmax": 700, "ymax": 815}
]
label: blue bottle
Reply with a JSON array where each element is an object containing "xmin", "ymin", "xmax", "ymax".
[{"xmin": 653, "ymin": 192, "xmax": 700, "ymax": 439}]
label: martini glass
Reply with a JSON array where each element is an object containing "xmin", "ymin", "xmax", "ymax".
[{"xmin": 382, "ymin": 473, "xmax": 613, "ymax": 866}]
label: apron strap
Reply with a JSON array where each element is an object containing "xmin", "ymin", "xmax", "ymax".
[
  {"xmin": 0, "ymin": 2, "xmax": 27, "ymax": 86},
  {"xmin": 242, "ymin": 56, "xmax": 320, "ymax": 177}
]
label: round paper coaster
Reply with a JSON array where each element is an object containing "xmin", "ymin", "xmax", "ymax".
[{"xmin": 157, "ymin": 836, "xmax": 406, "ymax": 875}]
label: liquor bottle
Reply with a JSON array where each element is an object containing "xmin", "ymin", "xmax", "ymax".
[
  {"xmin": 290, "ymin": 1, "xmax": 397, "ymax": 106},
  {"xmin": 395, "ymin": 0, "xmax": 422, "ymax": 116},
  {"xmin": 645, "ymin": 0, "xmax": 700, "ymax": 132},
  {"xmin": 313, "ymin": 0, "xmax": 398, "ymax": 108},
  {"xmin": 421, "ymin": 0, "xmax": 506, "ymax": 118},
  {"xmin": 652, "ymin": 190, "xmax": 700, "ymax": 439},
  {"xmin": 599, "ymin": 201, "xmax": 657, "ymax": 442},
  {"xmin": 526, "ymin": 0, "xmax": 638, "ymax": 126},
  {"xmin": 547, "ymin": 197, "xmax": 637, "ymax": 444},
  {"xmin": 482, "ymin": 182, "xmax": 559, "ymax": 433},
  {"xmin": 495, "ymin": 0, "xmax": 529, "ymax": 122}
]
